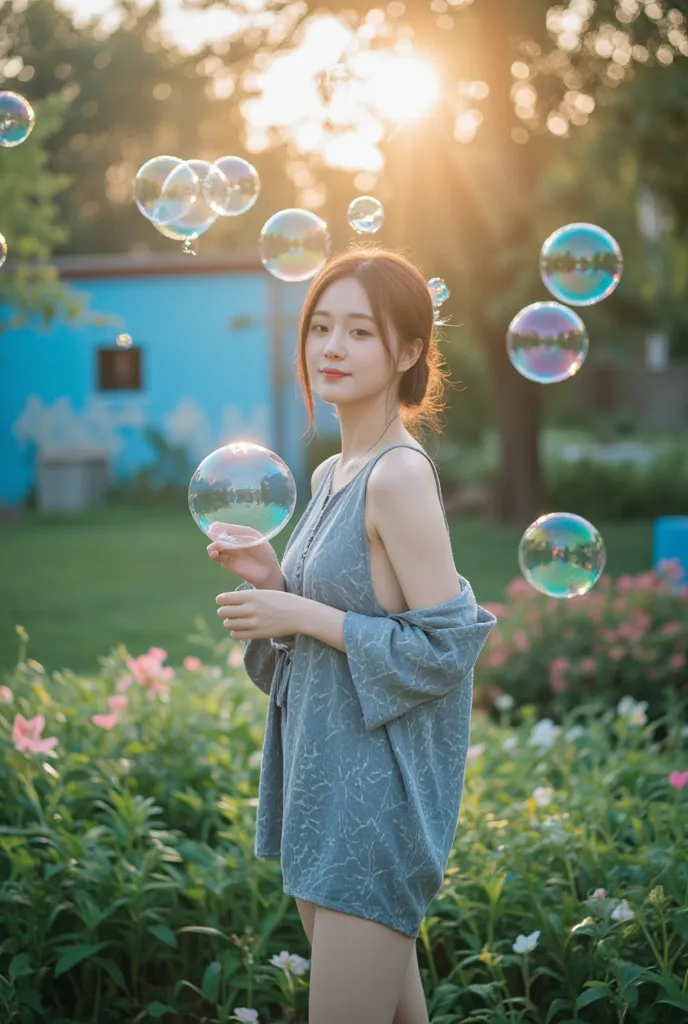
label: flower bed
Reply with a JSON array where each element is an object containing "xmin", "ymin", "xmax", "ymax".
[
  {"xmin": 0, "ymin": 619, "xmax": 687, "ymax": 1023},
  {"xmin": 475, "ymin": 559, "xmax": 688, "ymax": 723}
]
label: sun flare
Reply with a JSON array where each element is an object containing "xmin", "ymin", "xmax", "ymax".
[{"xmin": 364, "ymin": 55, "xmax": 441, "ymax": 123}]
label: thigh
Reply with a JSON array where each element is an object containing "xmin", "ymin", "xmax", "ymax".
[
  {"xmin": 309, "ymin": 905, "xmax": 415, "ymax": 1024},
  {"xmin": 295, "ymin": 897, "xmax": 316, "ymax": 948}
]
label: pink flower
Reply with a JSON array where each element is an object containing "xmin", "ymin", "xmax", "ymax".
[
  {"xmin": 514, "ymin": 630, "xmax": 529, "ymax": 652},
  {"xmin": 548, "ymin": 657, "xmax": 570, "ymax": 693},
  {"xmin": 505, "ymin": 578, "xmax": 533, "ymax": 599},
  {"xmin": 579, "ymin": 657, "xmax": 597, "ymax": 677},
  {"xmin": 183, "ymin": 656, "xmax": 202, "ymax": 671},
  {"xmin": 0, "ymin": 685, "xmax": 13, "ymax": 703},
  {"xmin": 669, "ymin": 770, "xmax": 688, "ymax": 791},
  {"xmin": 670, "ymin": 652, "xmax": 686, "ymax": 671},
  {"xmin": 483, "ymin": 603, "xmax": 508, "ymax": 618},
  {"xmin": 116, "ymin": 674, "xmax": 134, "ymax": 693},
  {"xmin": 658, "ymin": 558, "xmax": 684, "ymax": 581},
  {"xmin": 92, "ymin": 713, "xmax": 120, "ymax": 730},
  {"xmin": 591, "ymin": 888, "xmax": 606, "ymax": 899},
  {"xmin": 467, "ymin": 743, "xmax": 486, "ymax": 761},
  {"xmin": 228, "ymin": 647, "xmax": 244, "ymax": 668},
  {"xmin": 126, "ymin": 648, "xmax": 175, "ymax": 693},
  {"xmin": 609, "ymin": 646, "xmax": 625, "ymax": 662},
  {"xmin": 11, "ymin": 714, "xmax": 58, "ymax": 754},
  {"xmin": 661, "ymin": 621, "xmax": 681, "ymax": 638},
  {"xmin": 107, "ymin": 695, "xmax": 129, "ymax": 712},
  {"xmin": 488, "ymin": 649, "xmax": 508, "ymax": 669}
]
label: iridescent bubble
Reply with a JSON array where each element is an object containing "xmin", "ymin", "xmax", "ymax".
[
  {"xmin": 188, "ymin": 442, "xmax": 297, "ymax": 548},
  {"xmin": 0, "ymin": 91, "xmax": 35, "ymax": 148},
  {"xmin": 155, "ymin": 159, "xmax": 220, "ymax": 240},
  {"xmin": 259, "ymin": 208, "xmax": 331, "ymax": 283},
  {"xmin": 135, "ymin": 156, "xmax": 188, "ymax": 222},
  {"xmin": 507, "ymin": 302, "xmax": 588, "ymax": 384},
  {"xmin": 519, "ymin": 512, "xmax": 606, "ymax": 598},
  {"xmin": 427, "ymin": 277, "xmax": 450, "ymax": 324},
  {"xmin": 205, "ymin": 156, "xmax": 260, "ymax": 217},
  {"xmin": 540, "ymin": 222, "xmax": 623, "ymax": 306},
  {"xmin": 348, "ymin": 196, "xmax": 384, "ymax": 234},
  {"xmin": 0, "ymin": 233, "xmax": 7, "ymax": 269}
]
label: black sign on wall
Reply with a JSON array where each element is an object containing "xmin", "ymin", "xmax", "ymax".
[{"xmin": 97, "ymin": 346, "xmax": 143, "ymax": 391}]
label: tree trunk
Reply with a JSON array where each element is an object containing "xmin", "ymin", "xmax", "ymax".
[{"xmin": 481, "ymin": 317, "xmax": 543, "ymax": 528}]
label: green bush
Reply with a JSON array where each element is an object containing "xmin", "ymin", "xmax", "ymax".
[
  {"xmin": 544, "ymin": 450, "xmax": 688, "ymax": 521},
  {"xmin": 1, "ymin": 624, "xmax": 687, "ymax": 1023},
  {"xmin": 475, "ymin": 561, "xmax": 688, "ymax": 723}
]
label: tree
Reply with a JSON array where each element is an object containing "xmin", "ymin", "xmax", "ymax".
[
  {"xmin": 0, "ymin": 89, "xmax": 83, "ymax": 331},
  {"xmin": 0, "ymin": 0, "xmax": 302, "ymax": 255},
  {"xmin": 206, "ymin": 0, "xmax": 688, "ymax": 526}
]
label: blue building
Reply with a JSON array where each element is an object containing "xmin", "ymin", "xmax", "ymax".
[{"xmin": 0, "ymin": 251, "xmax": 337, "ymax": 507}]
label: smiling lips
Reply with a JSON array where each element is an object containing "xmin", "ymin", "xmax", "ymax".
[{"xmin": 320, "ymin": 369, "xmax": 349, "ymax": 377}]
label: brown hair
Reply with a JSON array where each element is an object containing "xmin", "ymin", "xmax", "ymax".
[{"xmin": 296, "ymin": 246, "xmax": 456, "ymax": 445}]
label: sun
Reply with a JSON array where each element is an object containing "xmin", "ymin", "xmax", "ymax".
[{"xmin": 364, "ymin": 55, "xmax": 441, "ymax": 123}]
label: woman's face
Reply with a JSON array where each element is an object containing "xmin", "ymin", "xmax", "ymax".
[{"xmin": 306, "ymin": 276, "xmax": 398, "ymax": 405}]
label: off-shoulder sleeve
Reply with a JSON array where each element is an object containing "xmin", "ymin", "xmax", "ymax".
[
  {"xmin": 342, "ymin": 577, "xmax": 497, "ymax": 733},
  {"xmin": 234, "ymin": 577, "xmax": 296, "ymax": 697}
]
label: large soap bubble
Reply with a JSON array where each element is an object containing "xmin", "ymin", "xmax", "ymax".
[
  {"xmin": 0, "ymin": 91, "xmax": 35, "ymax": 147},
  {"xmin": 540, "ymin": 223, "xmax": 623, "ymax": 306},
  {"xmin": 519, "ymin": 512, "xmax": 606, "ymax": 598},
  {"xmin": 348, "ymin": 196, "xmax": 384, "ymax": 234},
  {"xmin": 205, "ymin": 156, "xmax": 261, "ymax": 217},
  {"xmin": 259, "ymin": 208, "xmax": 331, "ymax": 283},
  {"xmin": 189, "ymin": 442, "xmax": 297, "ymax": 549},
  {"xmin": 135, "ymin": 156, "xmax": 189, "ymax": 223},
  {"xmin": 507, "ymin": 302, "xmax": 588, "ymax": 384},
  {"xmin": 159, "ymin": 159, "xmax": 222, "ymax": 230}
]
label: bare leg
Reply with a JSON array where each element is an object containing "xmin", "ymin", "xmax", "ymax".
[
  {"xmin": 308, "ymin": 905, "xmax": 416, "ymax": 1024},
  {"xmin": 392, "ymin": 943, "xmax": 431, "ymax": 1024}
]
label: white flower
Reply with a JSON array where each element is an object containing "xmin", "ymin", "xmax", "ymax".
[
  {"xmin": 232, "ymin": 1010, "xmax": 259, "ymax": 1024},
  {"xmin": 528, "ymin": 719, "xmax": 561, "ymax": 750},
  {"xmin": 532, "ymin": 786, "xmax": 554, "ymax": 807},
  {"xmin": 494, "ymin": 693, "xmax": 515, "ymax": 711},
  {"xmin": 565, "ymin": 725, "xmax": 586, "ymax": 742},
  {"xmin": 611, "ymin": 899, "xmax": 635, "ymax": 922},
  {"xmin": 628, "ymin": 704, "xmax": 648, "ymax": 727},
  {"xmin": 590, "ymin": 887, "xmax": 606, "ymax": 899},
  {"xmin": 541, "ymin": 817, "xmax": 567, "ymax": 844},
  {"xmin": 270, "ymin": 950, "xmax": 294, "ymax": 973},
  {"xmin": 616, "ymin": 696, "xmax": 648, "ymax": 726},
  {"xmin": 502, "ymin": 735, "xmax": 518, "ymax": 751},
  {"xmin": 269, "ymin": 950, "xmax": 310, "ymax": 976},
  {"xmin": 288, "ymin": 953, "xmax": 311, "ymax": 977},
  {"xmin": 512, "ymin": 930, "xmax": 540, "ymax": 954}
]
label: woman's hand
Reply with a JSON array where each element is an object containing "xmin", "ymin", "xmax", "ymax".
[
  {"xmin": 216, "ymin": 588, "xmax": 303, "ymax": 640},
  {"xmin": 206, "ymin": 522, "xmax": 283, "ymax": 589}
]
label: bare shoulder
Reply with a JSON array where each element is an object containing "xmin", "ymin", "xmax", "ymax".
[
  {"xmin": 367, "ymin": 445, "xmax": 439, "ymax": 531},
  {"xmin": 310, "ymin": 452, "xmax": 339, "ymax": 498},
  {"xmin": 368, "ymin": 444, "xmax": 435, "ymax": 489}
]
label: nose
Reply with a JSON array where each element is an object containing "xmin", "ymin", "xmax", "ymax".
[{"xmin": 322, "ymin": 325, "xmax": 347, "ymax": 358}]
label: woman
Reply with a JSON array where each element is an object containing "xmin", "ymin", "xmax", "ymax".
[{"xmin": 209, "ymin": 247, "xmax": 496, "ymax": 1024}]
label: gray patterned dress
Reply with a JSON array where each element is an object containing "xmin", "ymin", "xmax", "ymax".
[{"xmin": 236, "ymin": 444, "xmax": 497, "ymax": 939}]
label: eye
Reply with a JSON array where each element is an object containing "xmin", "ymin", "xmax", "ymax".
[
  {"xmin": 352, "ymin": 328, "xmax": 372, "ymax": 338},
  {"xmin": 311, "ymin": 323, "xmax": 328, "ymax": 334}
]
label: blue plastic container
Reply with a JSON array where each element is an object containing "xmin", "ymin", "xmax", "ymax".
[{"xmin": 653, "ymin": 516, "xmax": 688, "ymax": 589}]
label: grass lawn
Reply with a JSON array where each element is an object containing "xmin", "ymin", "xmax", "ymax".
[{"xmin": 0, "ymin": 503, "xmax": 654, "ymax": 676}]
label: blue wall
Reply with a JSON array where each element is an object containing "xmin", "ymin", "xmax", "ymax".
[{"xmin": 0, "ymin": 255, "xmax": 335, "ymax": 506}]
